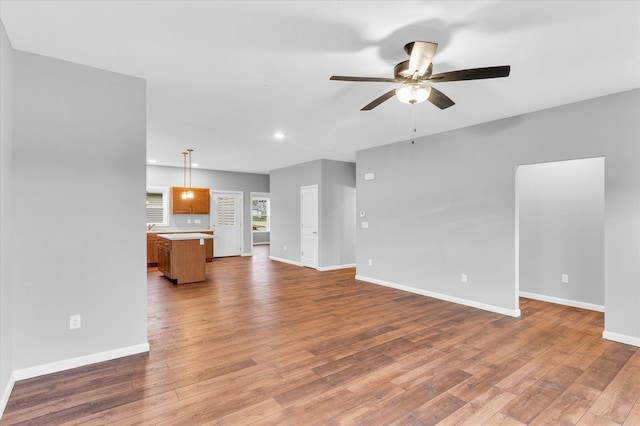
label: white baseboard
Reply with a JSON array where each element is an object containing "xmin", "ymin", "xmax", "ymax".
[
  {"xmin": 317, "ymin": 263, "xmax": 356, "ymax": 271},
  {"xmin": 603, "ymin": 331, "xmax": 640, "ymax": 348},
  {"xmin": 241, "ymin": 252, "xmax": 253, "ymax": 257},
  {"xmin": 355, "ymin": 275, "xmax": 521, "ymax": 318},
  {"xmin": 0, "ymin": 371, "xmax": 15, "ymax": 420},
  {"xmin": 12, "ymin": 342, "xmax": 150, "ymax": 382},
  {"xmin": 269, "ymin": 256, "xmax": 354, "ymax": 272},
  {"xmin": 519, "ymin": 291, "xmax": 605, "ymax": 312},
  {"xmin": 269, "ymin": 256, "xmax": 302, "ymax": 267}
]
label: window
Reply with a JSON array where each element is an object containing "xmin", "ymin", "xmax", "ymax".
[
  {"xmin": 146, "ymin": 187, "xmax": 169, "ymax": 225},
  {"xmin": 251, "ymin": 197, "xmax": 270, "ymax": 232}
]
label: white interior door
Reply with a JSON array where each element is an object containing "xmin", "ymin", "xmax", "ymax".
[
  {"xmin": 211, "ymin": 192, "xmax": 242, "ymax": 257},
  {"xmin": 301, "ymin": 185, "xmax": 318, "ymax": 269}
]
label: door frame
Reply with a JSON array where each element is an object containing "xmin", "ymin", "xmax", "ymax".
[
  {"xmin": 250, "ymin": 191, "xmax": 270, "ymax": 254},
  {"xmin": 515, "ymin": 157, "xmax": 606, "ymax": 316},
  {"xmin": 210, "ymin": 190, "xmax": 244, "ymax": 257},
  {"xmin": 300, "ymin": 184, "xmax": 319, "ymax": 269}
]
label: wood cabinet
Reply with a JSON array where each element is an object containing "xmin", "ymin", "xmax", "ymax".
[
  {"xmin": 157, "ymin": 238, "xmax": 172, "ymax": 278},
  {"xmin": 148, "ymin": 231, "xmax": 214, "ymax": 265},
  {"xmin": 170, "ymin": 188, "xmax": 191, "ymax": 214},
  {"xmin": 171, "ymin": 187, "xmax": 210, "ymax": 214},
  {"xmin": 202, "ymin": 231, "xmax": 214, "ymax": 261},
  {"xmin": 157, "ymin": 235, "xmax": 208, "ymax": 284},
  {"xmin": 191, "ymin": 188, "xmax": 210, "ymax": 214},
  {"xmin": 148, "ymin": 233, "xmax": 170, "ymax": 265},
  {"xmin": 147, "ymin": 233, "xmax": 158, "ymax": 264}
]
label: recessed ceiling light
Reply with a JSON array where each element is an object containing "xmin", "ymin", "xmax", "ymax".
[
  {"xmin": 274, "ymin": 132, "xmax": 285, "ymax": 140},
  {"xmin": 148, "ymin": 159, "xmax": 157, "ymax": 164},
  {"xmin": 192, "ymin": 163, "xmax": 199, "ymax": 168}
]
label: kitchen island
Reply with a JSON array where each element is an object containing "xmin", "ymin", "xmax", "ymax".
[
  {"xmin": 147, "ymin": 229, "xmax": 214, "ymax": 265},
  {"xmin": 157, "ymin": 233, "xmax": 215, "ymax": 284}
]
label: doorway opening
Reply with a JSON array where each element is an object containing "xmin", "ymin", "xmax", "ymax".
[
  {"xmin": 251, "ymin": 192, "xmax": 271, "ymax": 256},
  {"xmin": 516, "ymin": 157, "xmax": 605, "ymax": 314}
]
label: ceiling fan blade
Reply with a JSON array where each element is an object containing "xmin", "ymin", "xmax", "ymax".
[
  {"xmin": 429, "ymin": 66, "xmax": 511, "ymax": 82},
  {"xmin": 428, "ymin": 87, "xmax": 455, "ymax": 109},
  {"xmin": 406, "ymin": 41, "xmax": 438, "ymax": 78},
  {"xmin": 361, "ymin": 89, "xmax": 397, "ymax": 111},
  {"xmin": 330, "ymin": 75, "xmax": 397, "ymax": 83}
]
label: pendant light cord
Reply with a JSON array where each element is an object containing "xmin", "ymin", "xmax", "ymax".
[
  {"xmin": 182, "ymin": 151, "xmax": 188, "ymax": 187},
  {"xmin": 187, "ymin": 148, "xmax": 193, "ymax": 189}
]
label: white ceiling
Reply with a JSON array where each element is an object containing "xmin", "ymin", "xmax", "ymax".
[{"xmin": 1, "ymin": 1, "xmax": 639, "ymax": 174}]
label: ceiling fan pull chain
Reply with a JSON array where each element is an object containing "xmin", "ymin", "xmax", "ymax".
[
  {"xmin": 414, "ymin": 105, "xmax": 417, "ymax": 133},
  {"xmin": 411, "ymin": 104, "xmax": 417, "ymax": 144}
]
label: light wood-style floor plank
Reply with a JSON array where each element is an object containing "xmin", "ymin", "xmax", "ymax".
[{"xmin": 2, "ymin": 246, "xmax": 638, "ymax": 425}]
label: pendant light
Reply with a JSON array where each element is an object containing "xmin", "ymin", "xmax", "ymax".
[{"xmin": 181, "ymin": 149, "xmax": 194, "ymax": 200}]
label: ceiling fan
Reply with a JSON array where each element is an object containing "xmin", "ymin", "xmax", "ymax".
[{"xmin": 330, "ymin": 41, "xmax": 510, "ymax": 111}]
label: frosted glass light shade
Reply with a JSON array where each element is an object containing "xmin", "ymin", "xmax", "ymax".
[{"xmin": 396, "ymin": 84, "xmax": 431, "ymax": 105}]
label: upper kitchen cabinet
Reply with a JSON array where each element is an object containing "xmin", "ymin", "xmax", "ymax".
[
  {"xmin": 171, "ymin": 187, "xmax": 210, "ymax": 214},
  {"xmin": 191, "ymin": 188, "xmax": 211, "ymax": 214}
]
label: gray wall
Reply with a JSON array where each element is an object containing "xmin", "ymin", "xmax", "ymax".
[
  {"xmin": 9, "ymin": 51, "xmax": 148, "ymax": 371},
  {"xmin": 270, "ymin": 159, "xmax": 356, "ymax": 268},
  {"xmin": 270, "ymin": 160, "xmax": 321, "ymax": 263},
  {"xmin": 0, "ymin": 20, "xmax": 14, "ymax": 412},
  {"xmin": 518, "ymin": 157, "xmax": 604, "ymax": 307},
  {"xmin": 146, "ymin": 165, "xmax": 269, "ymax": 254},
  {"xmin": 253, "ymin": 232, "xmax": 270, "ymax": 244},
  {"xmin": 320, "ymin": 160, "xmax": 356, "ymax": 268},
  {"xmin": 356, "ymin": 89, "xmax": 640, "ymax": 342}
]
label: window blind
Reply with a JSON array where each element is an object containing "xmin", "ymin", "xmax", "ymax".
[
  {"xmin": 146, "ymin": 192, "xmax": 164, "ymax": 224},
  {"xmin": 217, "ymin": 197, "xmax": 236, "ymax": 227}
]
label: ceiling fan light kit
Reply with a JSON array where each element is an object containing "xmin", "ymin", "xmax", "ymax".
[
  {"xmin": 330, "ymin": 41, "xmax": 510, "ymax": 111},
  {"xmin": 395, "ymin": 83, "xmax": 431, "ymax": 105}
]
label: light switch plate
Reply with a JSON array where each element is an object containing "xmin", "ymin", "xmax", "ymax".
[
  {"xmin": 364, "ymin": 173, "xmax": 375, "ymax": 181},
  {"xmin": 361, "ymin": 221, "xmax": 369, "ymax": 228}
]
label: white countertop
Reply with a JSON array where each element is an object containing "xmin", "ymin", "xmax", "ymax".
[
  {"xmin": 157, "ymin": 233, "xmax": 215, "ymax": 240},
  {"xmin": 148, "ymin": 228, "xmax": 213, "ymax": 234}
]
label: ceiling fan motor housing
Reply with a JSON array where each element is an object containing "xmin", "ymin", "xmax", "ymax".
[{"xmin": 394, "ymin": 60, "xmax": 412, "ymax": 79}]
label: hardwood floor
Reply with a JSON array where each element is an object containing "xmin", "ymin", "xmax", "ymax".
[{"xmin": 3, "ymin": 245, "xmax": 639, "ymax": 425}]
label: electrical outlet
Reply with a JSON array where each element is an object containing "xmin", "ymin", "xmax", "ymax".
[
  {"xmin": 461, "ymin": 274, "xmax": 468, "ymax": 283},
  {"xmin": 361, "ymin": 221, "xmax": 369, "ymax": 228},
  {"xmin": 561, "ymin": 274, "xmax": 569, "ymax": 284},
  {"xmin": 368, "ymin": 258, "xmax": 373, "ymax": 266},
  {"xmin": 70, "ymin": 314, "xmax": 81, "ymax": 330},
  {"xmin": 194, "ymin": 219, "xmax": 201, "ymax": 224}
]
